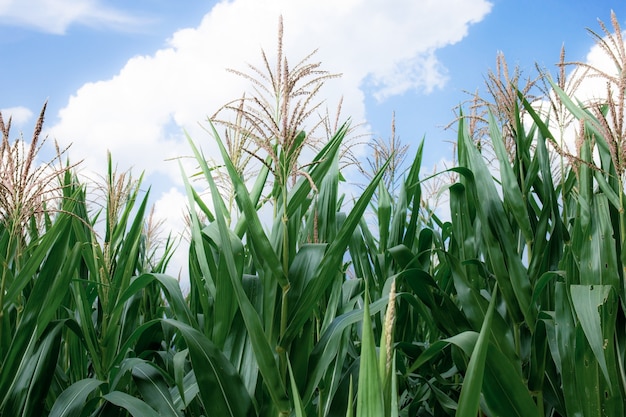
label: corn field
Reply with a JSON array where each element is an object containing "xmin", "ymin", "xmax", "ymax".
[{"xmin": 2, "ymin": 13, "xmax": 626, "ymax": 417}]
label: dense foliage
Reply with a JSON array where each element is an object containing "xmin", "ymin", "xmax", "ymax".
[{"xmin": 2, "ymin": 12, "xmax": 626, "ymax": 417}]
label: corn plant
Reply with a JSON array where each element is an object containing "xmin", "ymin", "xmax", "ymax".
[
  {"xmin": 5, "ymin": 11, "xmax": 626, "ymax": 417},
  {"xmin": 392, "ymin": 12, "xmax": 626, "ymax": 417}
]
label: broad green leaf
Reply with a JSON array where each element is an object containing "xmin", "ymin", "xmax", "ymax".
[
  {"xmin": 132, "ymin": 361, "xmax": 183, "ymax": 417},
  {"xmin": 171, "ymin": 371, "xmax": 200, "ymax": 411},
  {"xmin": 285, "ymin": 122, "xmax": 350, "ymax": 219},
  {"xmin": 201, "ymin": 147, "xmax": 289, "ymax": 412},
  {"xmin": 458, "ymin": 121, "xmax": 534, "ymax": 328},
  {"xmin": 456, "ymin": 285, "xmax": 497, "ymax": 417},
  {"xmin": 407, "ymin": 331, "xmax": 479, "ymax": 374},
  {"xmin": 528, "ymin": 320, "xmax": 548, "ymax": 393},
  {"xmin": 114, "ymin": 273, "xmax": 196, "ymax": 327},
  {"xmin": 173, "ymin": 349, "xmax": 189, "ymax": 405},
  {"xmin": 390, "ymin": 352, "xmax": 399, "ymax": 417},
  {"xmin": 192, "ymin": 127, "xmax": 287, "ymax": 288},
  {"xmin": 482, "ymin": 344, "xmax": 540, "ymax": 417},
  {"xmin": 0, "ymin": 222, "xmax": 79, "ymax": 404},
  {"xmin": 554, "ymin": 282, "xmax": 583, "ymax": 416},
  {"xmin": 447, "ymin": 253, "xmax": 516, "ymax": 361},
  {"xmin": 3, "ymin": 320, "xmax": 64, "ymax": 417},
  {"xmin": 282, "ymin": 157, "xmax": 390, "ymax": 346},
  {"xmin": 203, "ymin": 222, "xmax": 243, "ymax": 349},
  {"xmin": 49, "ymin": 379, "xmax": 104, "ymax": 417},
  {"xmin": 305, "ymin": 296, "xmax": 389, "ymax": 404},
  {"xmin": 286, "ymin": 244, "xmax": 327, "ymax": 317},
  {"xmin": 570, "ymin": 285, "xmax": 614, "ymax": 386},
  {"xmin": 109, "ymin": 187, "xmax": 150, "ymax": 308},
  {"xmin": 579, "ymin": 195, "xmax": 620, "ymax": 289},
  {"xmin": 402, "ymin": 141, "xmax": 424, "ymax": 249},
  {"xmin": 180, "ymin": 159, "xmax": 215, "ymax": 307},
  {"xmin": 162, "ymin": 319, "xmax": 253, "ymax": 417},
  {"xmin": 378, "ymin": 181, "xmax": 392, "ymax": 252},
  {"xmin": 103, "ymin": 391, "xmax": 161, "ymax": 417},
  {"xmin": 346, "ymin": 377, "xmax": 354, "ymax": 417},
  {"xmin": 488, "ymin": 111, "xmax": 533, "ymax": 244}
]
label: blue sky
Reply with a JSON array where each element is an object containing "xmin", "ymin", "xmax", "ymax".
[{"xmin": 1, "ymin": 0, "xmax": 625, "ymax": 277}]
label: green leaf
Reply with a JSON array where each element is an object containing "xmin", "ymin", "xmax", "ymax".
[
  {"xmin": 49, "ymin": 379, "xmax": 104, "ymax": 417},
  {"xmin": 162, "ymin": 319, "xmax": 253, "ymax": 417},
  {"xmin": 488, "ymin": 111, "xmax": 533, "ymax": 244},
  {"xmin": 103, "ymin": 391, "xmax": 161, "ymax": 417},
  {"xmin": 407, "ymin": 331, "xmax": 478, "ymax": 374},
  {"xmin": 482, "ymin": 344, "xmax": 540, "ymax": 417},
  {"xmin": 132, "ymin": 362, "xmax": 184, "ymax": 417},
  {"xmin": 3, "ymin": 320, "xmax": 64, "ymax": 416},
  {"xmin": 287, "ymin": 358, "xmax": 306, "ymax": 417},
  {"xmin": 198, "ymin": 142, "xmax": 289, "ymax": 412},
  {"xmin": 458, "ymin": 123, "xmax": 534, "ymax": 328},
  {"xmin": 456, "ymin": 285, "xmax": 497, "ymax": 417},
  {"xmin": 282, "ymin": 157, "xmax": 390, "ymax": 346},
  {"xmin": 191, "ymin": 127, "xmax": 287, "ymax": 288},
  {"xmin": 356, "ymin": 291, "xmax": 384, "ymax": 417},
  {"xmin": 173, "ymin": 349, "xmax": 189, "ymax": 406},
  {"xmin": 305, "ymin": 295, "xmax": 389, "ymax": 404},
  {"xmin": 570, "ymin": 285, "xmax": 614, "ymax": 386},
  {"xmin": 555, "ymin": 282, "xmax": 583, "ymax": 416}
]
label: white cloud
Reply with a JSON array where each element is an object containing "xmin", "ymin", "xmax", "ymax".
[
  {"xmin": 45, "ymin": 0, "xmax": 492, "ymax": 268},
  {"xmin": 0, "ymin": 106, "xmax": 33, "ymax": 126},
  {"xmin": 49, "ymin": 0, "xmax": 492, "ymax": 179},
  {"xmin": 0, "ymin": 0, "xmax": 146, "ymax": 34}
]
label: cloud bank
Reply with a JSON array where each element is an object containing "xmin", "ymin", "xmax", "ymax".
[
  {"xmin": 48, "ymin": 0, "xmax": 492, "ymax": 181},
  {"xmin": 38, "ymin": 0, "xmax": 492, "ymax": 282}
]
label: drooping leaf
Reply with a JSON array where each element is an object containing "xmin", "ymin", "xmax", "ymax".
[
  {"xmin": 103, "ymin": 391, "xmax": 161, "ymax": 417},
  {"xmin": 162, "ymin": 319, "xmax": 253, "ymax": 417},
  {"xmin": 49, "ymin": 379, "xmax": 104, "ymax": 417}
]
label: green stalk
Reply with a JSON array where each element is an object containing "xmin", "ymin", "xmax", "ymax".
[
  {"xmin": 514, "ymin": 322, "xmax": 521, "ymax": 359},
  {"xmin": 279, "ymin": 172, "xmax": 290, "ymax": 386},
  {"xmin": 0, "ymin": 252, "xmax": 7, "ymax": 345},
  {"xmin": 536, "ymin": 391, "xmax": 544, "ymax": 417},
  {"xmin": 0, "ymin": 221, "xmax": 22, "ymax": 346},
  {"xmin": 617, "ymin": 175, "xmax": 626, "ymax": 279}
]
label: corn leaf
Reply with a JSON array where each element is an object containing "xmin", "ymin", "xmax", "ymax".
[
  {"xmin": 162, "ymin": 319, "xmax": 253, "ymax": 417},
  {"xmin": 49, "ymin": 379, "xmax": 104, "ymax": 417},
  {"xmin": 456, "ymin": 286, "xmax": 497, "ymax": 417},
  {"xmin": 103, "ymin": 391, "xmax": 161, "ymax": 417},
  {"xmin": 356, "ymin": 291, "xmax": 384, "ymax": 417},
  {"xmin": 132, "ymin": 361, "xmax": 184, "ymax": 417}
]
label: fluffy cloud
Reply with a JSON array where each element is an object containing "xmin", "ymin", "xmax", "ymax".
[
  {"xmin": 45, "ymin": 0, "xmax": 492, "ymax": 278},
  {"xmin": 0, "ymin": 106, "xmax": 33, "ymax": 126},
  {"xmin": 49, "ymin": 0, "xmax": 492, "ymax": 179},
  {"xmin": 0, "ymin": 0, "xmax": 145, "ymax": 34}
]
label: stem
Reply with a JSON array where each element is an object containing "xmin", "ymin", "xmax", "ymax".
[
  {"xmin": 618, "ymin": 175, "xmax": 626, "ymax": 272},
  {"xmin": 0, "ymin": 262, "xmax": 6, "ymax": 345},
  {"xmin": 514, "ymin": 322, "xmax": 521, "ymax": 359},
  {"xmin": 0, "ymin": 222, "xmax": 22, "ymax": 346},
  {"xmin": 279, "ymin": 186, "xmax": 290, "ymax": 339},
  {"xmin": 279, "ymin": 178, "xmax": 290, "ymax": 384},
  {"xmin": 536, "ymin": 391, "xmax": 545, "ymax": 417}
]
